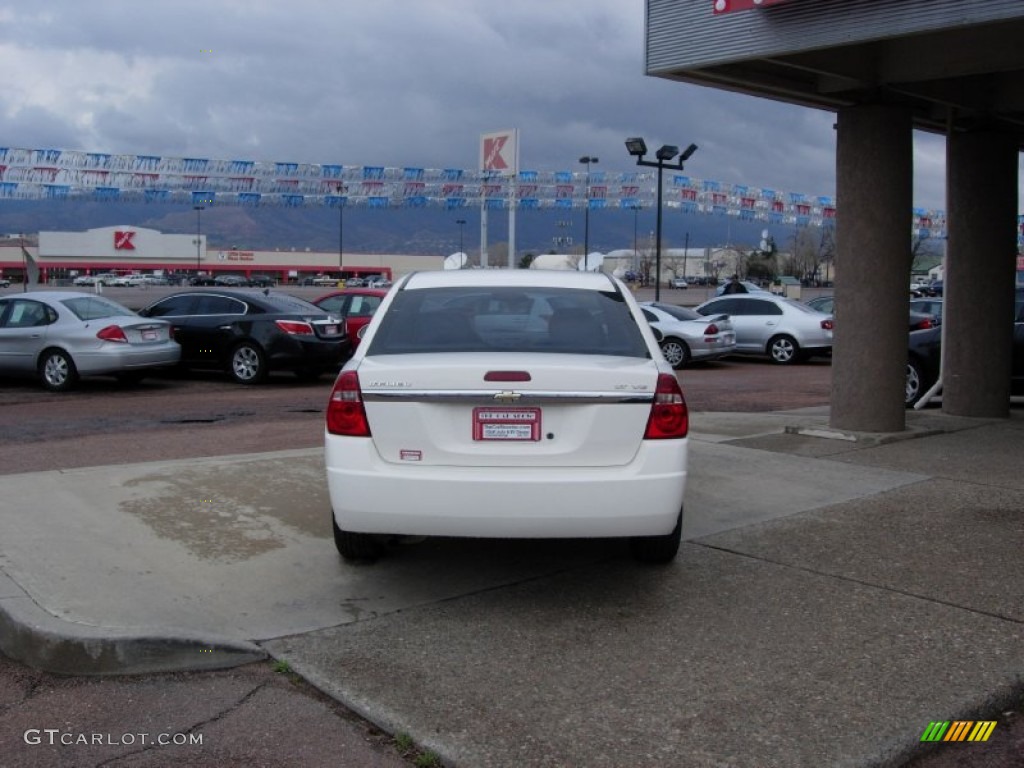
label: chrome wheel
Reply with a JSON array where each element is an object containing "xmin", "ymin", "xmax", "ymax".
[
  {"xmin": 906, "ymin": 360, "xmax": 922, "ymax": 407},
  {"xmin": 659, "ymin": 338, "xmax": 690, "ymax": 370},
  {"xmin": 39, "ymin": 350, "xmax": 78, "ymax": 392},
  {"xmin": 768, "ymin": 335, "xmax": 798, "ymax": 365},
  {"xmin": 229, "ymin": 343, "xmax": 266, "ymax": 384}
]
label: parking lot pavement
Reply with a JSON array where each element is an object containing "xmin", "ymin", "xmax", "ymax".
[{"xmin": 1, "ymin": 408, "xmax": 1022, "ymax": 767}]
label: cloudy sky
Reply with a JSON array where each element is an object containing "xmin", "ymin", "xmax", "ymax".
[{"xmin": 0, "ymin": 0, "xmax": 996, "ymax": 212}]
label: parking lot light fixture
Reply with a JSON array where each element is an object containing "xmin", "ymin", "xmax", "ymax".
[
  {"xmin": 625, "ymin": 138, "xmax": 647, "ymax": 157},
  {"xmin": 624, "ymin": 138, "xmax": 699, "ymax": 300}
]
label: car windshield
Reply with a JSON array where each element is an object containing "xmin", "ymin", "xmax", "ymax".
[
  {"xmin": 649, "ymin": 302, "xmax": 701, "ymax": 321},
  {"xmin": 367, "ymin": 286, "xmax": 650, "ymax": 357},
  {"xmin": 61, "ymin": 296, "xmax": 135, "ymax": 321}
]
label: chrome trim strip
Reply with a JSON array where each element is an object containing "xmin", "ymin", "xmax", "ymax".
[{"xmin": 361, "ymin": 389, "xmax": 654, "ymax": 405}]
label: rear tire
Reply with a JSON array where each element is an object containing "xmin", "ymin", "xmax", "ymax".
[
  {"xmin": 332, "ymin": 513, "xmax": 382, "ymax": 561},
  {"xmin": 659, "ymin": 338, "xmax": 691, "ymax": 370},
  {"xmin": 630, "ymin": 509, "xmax": 682, "ymax": 564},
  {"xmin": 906, "ymin": 358, "xmax": 931, "ymax": 407},
  {"xmin": 767, "ymin": 334, "xmax": 800, "ymax": 365},
  {"xmin": 228, "ymin": 342, "xmax": 268, "ymax": 384},
  {"xmin": 38, "ymin": 349, "xmax": 78, "ymax": 392}
]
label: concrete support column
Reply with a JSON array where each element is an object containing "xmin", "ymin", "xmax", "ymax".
[
  {"xmin": 831, "ymin": 104, "xmax": 913, "ymax": 433},
  {"xmin": 943, "ymin": 129, "xmax": 1018, "ymax": 417}
]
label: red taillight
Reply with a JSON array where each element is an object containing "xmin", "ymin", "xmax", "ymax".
[
  {"xmin": 326, "ymin": 371, "xmax": 371, "ymax": 437},
  {"xmin": 705, "ymin": 323, "xmax": 719, "ymax": 336},
  {"xmin": 275, "ymin": 319, "xmax": 315, "ymax": 335},
  {"xmin": 643, "ymin": 373, "xmax": 689, "ymax": 439},
  {"xmin": 821, "ymin": 318, "xmax": 834, "ymax": 331},
  {"xmin": 96, "ymin": 325, "xmax": 128, "ymax": 343},
  {"xmin": 914, "ymin": 318, "xmax": 933, "ymax": 330}
]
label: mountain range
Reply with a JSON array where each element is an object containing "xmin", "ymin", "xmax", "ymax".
[{"xmin": 0, "ymin": 199, "xmax": 779, "ymax": 258}]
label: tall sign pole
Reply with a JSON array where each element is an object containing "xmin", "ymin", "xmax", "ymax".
[{"xmin": 480, "ymin": 129, "xmax": 518, "ymax": 268}]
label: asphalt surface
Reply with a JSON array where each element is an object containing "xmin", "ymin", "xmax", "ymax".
[{"xmin": 1, "ymin": 402, "xmax": 1022, "ymax": 767}]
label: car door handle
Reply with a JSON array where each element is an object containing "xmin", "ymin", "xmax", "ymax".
[{"xmin": 218, "ymin": 325, "xmax": 232, "ymax": 330}]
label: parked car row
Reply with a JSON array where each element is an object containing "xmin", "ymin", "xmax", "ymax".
[
  {"xmin": 0, "ymin": 289, "xmax": 352, "ymax": 390},
  {"xmin": 73, "ymin": 274, "xmax": 172, "ymax": 287},
  {"xmin": 188, "ymin": 274, "xmax": 276, "ymax": 287}
]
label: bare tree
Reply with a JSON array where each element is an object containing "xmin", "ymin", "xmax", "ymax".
[{"xmin": 910, "ymin": 234, "xmax": 941, "ymax": 275}]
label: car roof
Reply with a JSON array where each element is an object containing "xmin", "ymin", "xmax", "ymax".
[
  {"xmin": 0, "ymin": 290, "xmax": 124, "ymax": 302},
  {"xmin": 399, "ymin": 269, "xmax": 620, "ymax": 291},
  {"xmin": 154, "ymin": 289, "xmax": 322, "ymax": 312},
  {"xmin": 314, "ymin": 288, "xmax": 388, "ymax": 300}
]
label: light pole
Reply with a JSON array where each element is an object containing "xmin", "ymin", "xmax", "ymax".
[
  {"xmin": 631, "ymin": 203, "xmax": 642, "ymax": 276},
  {"xmin": 579, "ymin": 155, "xmax": 598, "ymax": 270},
  {"xmin": 20, "ymin": 232, "xmax": 27, "ymax": 291},
  {"xmin": 193, "ymin": 205, "xmax": 205, "ymax": 276},
  {"xmin": 625, "ymin": 138, "xmax": 698, "ymax": 301},
  {"xmin": 335, "ymin": 184, "xmax": 346, "ymax": 275},
  {"xmin": 456, "ymin": 218, "xmax": 466, "ymax": 256}
]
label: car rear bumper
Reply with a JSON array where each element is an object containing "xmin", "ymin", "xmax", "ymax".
[
  {"xmin": 74, "ymin": 343, "xmax": 181, "ymax": 374},
  {"xmin": 326, "ymin": 435, "xmax": 687, "ymax": 538},
  {"xmin": 265, "ymin": 337, "xmax": 351, "ymax": 370}
]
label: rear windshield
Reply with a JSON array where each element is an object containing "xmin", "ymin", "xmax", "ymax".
[
  {"xmin": 367, "ymin": 286, "xmax": 650, "ymax": 358},
  {"xmin": 649, "ymin": 302, "xmax": 701, "ymax": 321},
  {"xmin": 260, "ymin": 293, "xmax": 327, "ymax": 314},
  {"xmin": 61, "ymin": 296, "xmax": 135, "ymax": 321}
]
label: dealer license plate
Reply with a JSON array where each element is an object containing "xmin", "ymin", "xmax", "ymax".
[{"xmin": 472, "ymin": 407, "xmax": 541, "ymax": 441}]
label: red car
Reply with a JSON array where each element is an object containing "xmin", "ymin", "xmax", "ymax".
[{"xmin": 313, "ymin": 288, "xmax": 387, "ymax": 349}]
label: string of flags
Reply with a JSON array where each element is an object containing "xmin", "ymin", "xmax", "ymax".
[{"xmin": 0, "ymin": 145, "xmax": 981, "ymax": 241}]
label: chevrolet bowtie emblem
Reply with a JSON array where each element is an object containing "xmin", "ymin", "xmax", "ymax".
[{"xmin": 493, "ymin": 391, "xmax": 522, "ymax": 402}]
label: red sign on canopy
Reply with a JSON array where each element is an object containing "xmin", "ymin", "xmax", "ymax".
[{"xmin": 713, "ymin": 0, "xmax": 790, "ymax": 14}]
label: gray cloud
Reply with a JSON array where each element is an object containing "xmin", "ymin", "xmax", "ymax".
[{"xmin": 1, "ymin": 0, "xmax": 1016, "ymax": 211}]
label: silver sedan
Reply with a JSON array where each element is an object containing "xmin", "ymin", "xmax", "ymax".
[
  {"xmin": 695, "ymin": 293, "xmax": 834, "ymax": 364},
  {"xmin": 0, "ymin": 291, "xmax": 180, "ymax": 391},
  {"xmin": 639, "ymin": 301, "xmax": 736, "ymax": 369}
]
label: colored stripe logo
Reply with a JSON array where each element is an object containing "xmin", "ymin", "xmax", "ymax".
[{"xmin": 920, "ymin": 721, "xmax": 997, "ymax": 742}]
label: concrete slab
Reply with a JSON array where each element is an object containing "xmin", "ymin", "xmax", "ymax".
[
  {"xmin": 0, "ymin": 450, "xmax": 623, "ymax": 649},
  {"xmin": 0, "ymin": 435, "xmax": 925, "ymax": 665},
  {"xmin": 264, "ymin": 541, "xmax": 1021, "ymax": 768},
  {"xmin": 698, "ymin": 478, "xmax": 1024, "ymax": 622},
  {"xmin": 683, "ymin": 441, "xmax": 926, "ymax": 539},
  {"xmin": 1, "ymin": 408, "xmax": 1020, "ymax": 766}
]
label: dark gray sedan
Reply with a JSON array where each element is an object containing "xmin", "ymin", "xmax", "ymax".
[{"xmin": 0, "ymin": 291, "xmax": 180, "ymax": 391}]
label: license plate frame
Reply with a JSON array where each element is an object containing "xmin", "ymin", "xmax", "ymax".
[
  {"xmin": 472, "ymin": 406, "xmax": 541, "ymax": 442},
  {"xmin": 141, "ymin": 330, "xmax": 158, "ymax": 341}
]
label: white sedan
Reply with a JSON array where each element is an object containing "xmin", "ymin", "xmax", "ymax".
[
  {"xmin": 325, "ymin": 270, "xmax": 689, "ymax": 563},
  {"xmin": 639, "ymin": 301, "xmax": 736, "ymax": 368}
]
